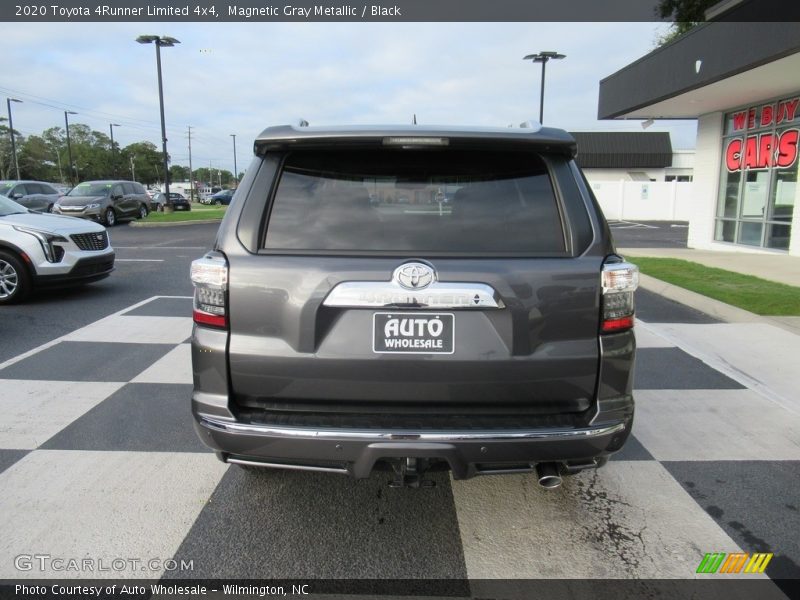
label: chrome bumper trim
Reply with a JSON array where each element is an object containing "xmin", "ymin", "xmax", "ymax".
[
  {"xmin": 199, "ymin": 417, "xmax": 625, "ymax": 442},
  {"xmin": 322, "ymin": 280, "xmax": 505, "ymax": 309},
  {"xmin": 227, "ymin": 458, "xmax": 349, "ymax": 474}
]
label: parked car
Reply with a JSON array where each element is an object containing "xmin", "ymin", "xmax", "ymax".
[
  {"xmin": 0, "ymin": 194, "xmax": 115, "ymax": 304},
  {"xmin": 0, "ymin": 180, "xmax": 62, "ymax": 213},
  {"xmin": 202, "ymin": 189, "xmax": 234, "ymax": 205},
  {"xmin": 190, "ymin": 123, "xmax": 639, "ymax": 488},
  {"xmin": 53, "ymin": 180, "xmax": 151, "ymax": 226},
  {"xmin": 152, "ymin": 192, "xmax": 191, "ymax": 211}
]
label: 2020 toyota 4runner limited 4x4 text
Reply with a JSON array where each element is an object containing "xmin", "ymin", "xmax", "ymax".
[{"xmin": 190, "ymin": 122, "xmax": 638, "ymax": 488}]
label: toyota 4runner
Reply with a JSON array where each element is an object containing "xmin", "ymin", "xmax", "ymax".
[{"xmin": 190, "ymin": 123, "xmax": 638, "ymax": 488}]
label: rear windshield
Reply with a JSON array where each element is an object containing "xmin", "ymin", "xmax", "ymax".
[{"xmin": 262, "ymin": 149, "xmax": 566, "ymax": 255}]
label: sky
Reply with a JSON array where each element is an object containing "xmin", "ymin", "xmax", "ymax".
[{"xmin": 0, "ymin": 22, "xmax": 698, "ymax": 177}]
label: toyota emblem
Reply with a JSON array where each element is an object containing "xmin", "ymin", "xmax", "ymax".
[{"xmin": 394, "ymin": 262, "xmax": 435, "ymax": 290}]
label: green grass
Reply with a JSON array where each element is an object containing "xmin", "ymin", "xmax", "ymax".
[
  {"xmin": 627, "ymin": 256, "xmax": 800, "ymax": 316},
  {"xmin": 142, "ymin": 204, "xmax": 227, "ymax": 223}
]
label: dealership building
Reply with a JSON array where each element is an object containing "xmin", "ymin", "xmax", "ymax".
[{"xmin": 598, "ymin": 4, "xmax": 800, "ymax": 256}]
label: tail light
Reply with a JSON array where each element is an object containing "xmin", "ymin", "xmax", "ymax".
[
  {"xmin": 191, "ymin": 252, "xmax": 228, "ymax": 329},
  {"xmin": 600, "ymin": 258, "xmax": 639, "ymax": 333}
]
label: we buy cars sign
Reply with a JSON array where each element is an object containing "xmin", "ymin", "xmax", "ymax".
[{"xmin": 725, "ymin": 96, "xmax": 799, "ymax": 172}]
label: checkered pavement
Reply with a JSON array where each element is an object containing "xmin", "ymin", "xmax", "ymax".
[{"xmin": 1, "ymin": 293, "xmax": 799, "ymax": 583}]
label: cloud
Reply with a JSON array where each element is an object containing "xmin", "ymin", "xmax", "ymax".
[{"xmin": 0, "ymin": 21, "xmax": 694, "ymax": 174}]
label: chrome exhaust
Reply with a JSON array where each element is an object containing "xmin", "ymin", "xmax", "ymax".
[{"xmin": 536, "ymin": 462, "xmax": 563, "ymax": 489}]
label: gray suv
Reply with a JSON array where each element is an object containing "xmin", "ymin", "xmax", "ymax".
[
  {"xmin": 190, "ymin": 123, "xmax": 638, "ymax": 488},
  {"xmin": 53, "ymin": 180, "xmax": 151, "ymax": 226}
]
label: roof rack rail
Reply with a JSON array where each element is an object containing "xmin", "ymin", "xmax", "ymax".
[
  {"xmin": 296, "ymin": 119, "xmax": 309, "ymax": 127},
  {"xmin": 519, "ymin": 119, "xmax": 542, "ymax": 132}
]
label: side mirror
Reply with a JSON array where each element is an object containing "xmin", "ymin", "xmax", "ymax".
[{"xmin": 12, "ymin": 193, "xmax": 23, "ymax": 200}]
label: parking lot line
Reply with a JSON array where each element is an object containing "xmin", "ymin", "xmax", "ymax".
[
  {"xmin": 0, "ymin": 295, "xmax": 191, "ymax": 371},
  {"xmin": 116, "ymin": 259, "xmax": 165, "ymax": 262}
]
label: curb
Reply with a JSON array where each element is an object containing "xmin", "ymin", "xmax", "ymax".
[
  {"xmin": 638, "ymin": 273, "xmax": 800, "ymax": 335},
  {"xmin": 128, "ymin": 219, "xmax": 222, "ymax": 228}
]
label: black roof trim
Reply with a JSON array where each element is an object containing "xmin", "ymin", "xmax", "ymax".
[
  {"xmin": 598, "ymin": 20, "xmax": 800, "ymax": 120},
  {"xmin": 569, "ymin": 132, "xmax": 673, "ymax": 169}
]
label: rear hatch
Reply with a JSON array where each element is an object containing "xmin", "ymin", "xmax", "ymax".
[{"xmin": 225, "ymin": 142, "xmax": 604, "ymax": 426}]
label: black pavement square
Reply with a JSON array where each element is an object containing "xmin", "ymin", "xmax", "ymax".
[
  {"xmin": 0, "ymin": 449, "xmax": 29, "ymax": 475},
  {"xmin": 663, "ymin": 461, "xmax": 800, "ymax": 581},
  {"xmin": 41, "ymin": 383, "xmax": 207, "ymax": 453},
  {"xmin": 167, "ymin": 467, "xmax": 468, "ymax": 579},
  {"xmin": 123, "ymin": 297, "xmax": 193, "ymax": 318},
  {"xmin": 635, "ymin": 289, "xmax": 721, "ymax": 324},
  {"xmin": 635, "ymin": 347, "xmax": 745, "ymax": 390},
  {"xmin": 610, "ymin": 434, "xmax": 654, "ymax": 461},
  {"xmin": 0, "ymin": 341, "xmax": 172, "ymax": 382}
]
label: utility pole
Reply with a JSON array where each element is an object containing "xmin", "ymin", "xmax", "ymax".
[
  {"xmin": 6, "ymin": 98, "xmax": 22, "ymax": 180},
  {"xmin": 64, "ymin": 111, "xmax": 77, "ymax": 185},
  {"xmin": 187, "ymin": 126, "xmax": 194, "ymax": 202},
  {"xmin": 230, "ymin": 133, "xmax": 237, "ymax": 188},
  {"xmin": 130, "ymin": 155, "xmax": 136, "ymax": 181},
  {"xmin": 109, "ymin": 123, "xmax": 120, "ymax": 178}
]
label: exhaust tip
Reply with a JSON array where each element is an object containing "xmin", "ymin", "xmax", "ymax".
[{"xmin": 536, "ymin": 462, "xmax": 563, "ymax": 489}]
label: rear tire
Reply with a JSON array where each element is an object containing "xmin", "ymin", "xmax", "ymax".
[
  {"xmin": 0, "ymin": 250, "xmax": 32, "ymax": 305},
  {"xmin": 104, "ymin": 208, "xmax": 116, "ymax": 227},
  {"xmin": 137, "ymin": 204, "xmax": 148, "ymax": 219},
  {"xmin": 47, "ymin": 204, "xmax": 54, "ymax": 213},
  {"xmin": 214, "ymin": 199, "xmax": 222, "ymax": 206}
]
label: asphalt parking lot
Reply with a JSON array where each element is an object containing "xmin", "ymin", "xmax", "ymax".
[{"xmin": 1, "ymin": 221, "xmax": 798, "ymax": 593}]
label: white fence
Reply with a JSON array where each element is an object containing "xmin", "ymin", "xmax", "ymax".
[{"xmin": 587, "ymin": 181, "xmax": 694, "ymax": 221}]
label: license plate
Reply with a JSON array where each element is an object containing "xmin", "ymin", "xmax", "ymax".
[{"xmin": 373, "ymin": 312, "xmax": 454, "ymax": 354}]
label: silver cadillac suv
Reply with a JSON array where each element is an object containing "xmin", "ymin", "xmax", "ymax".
[{"xmin": 190, "ymin": 123, "xmax": 638, "ymax": 488}]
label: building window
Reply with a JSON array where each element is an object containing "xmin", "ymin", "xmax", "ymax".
[
  {"xmin": 665, "ymin": 175, "xmax": 693, "ymax": 182},
  {"xmin": 715, "ymin": 94, "xmax": 799, "ymax": 250}
]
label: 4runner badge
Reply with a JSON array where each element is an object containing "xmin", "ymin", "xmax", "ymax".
[{"xmin": 394, "ymin": 262, "xmax": 435, "ymax": 290}]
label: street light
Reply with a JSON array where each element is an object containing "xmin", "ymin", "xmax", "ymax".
[
  {"xmin": 6, "ymin": 98, "xmax": 22, "ymax": 180},
  {"xmin": 109, "ymin": 123, "xmax": 121, "ymax": 177},
  {"xmin": 230, "ymin": 134, "xmax": 237, "ymax": 188},
  {"xmin": 522, "ymin": 51, "xmax": 566, "ymax": 125},
  {"xmin": 136, "ymin": 34, "xmax": 180, "ymax": 207},
  {"xmin": 64, "ymin": 111, "xmax": 78, "ymax": 185}
]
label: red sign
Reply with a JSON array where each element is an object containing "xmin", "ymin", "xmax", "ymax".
[
  {"xmin": 730, "ymin": 97, "xmax": 799, "ymax": 132},
  {"xmin": 725, "ymin": 129, "xmax": 799, "ymax": 172}
]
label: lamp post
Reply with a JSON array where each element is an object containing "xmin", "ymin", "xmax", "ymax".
[
  {"xmin": 6, "ymin": 98, "xmax": 22, "ymax": 180},
  {"xmin": 230, "ymin": 134, "xmax": 237, "ymax": 188},
  {"xmin": 136, "ymin": 34, "xmax": 180, "ymax": 208},
  {"xmin": 522, "ymin": 51, "xmax": 566, "ymax": 125},
  {"xmin": 64, "ymin": 110, "xmax": 77, "ymax": 185},
  {"xmin": 109, "ymin": 123, "xmax": 120, "ymax": 177}
]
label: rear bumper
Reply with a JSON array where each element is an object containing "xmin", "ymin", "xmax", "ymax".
[{"xmin": 192, "ymin": 407, "xmax": 632, "ymax": 479}]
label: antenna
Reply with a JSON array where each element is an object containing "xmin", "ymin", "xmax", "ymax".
[{"xmin": 412, "ymin": 114, "xmax": 417, "ymax": 125}]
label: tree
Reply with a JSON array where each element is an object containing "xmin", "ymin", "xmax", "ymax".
[
  {"xmin": 0, "ymin": 118, "xmax": 24, "ymax": 180},
  {"xmin": 18, "ymin": 135, "xmax": 59, "ymax": 182},
  {"xmin": 169, "ymin": 164, "xmax": 190, "ymax": 182},
  {"xmin": 655, "ymin": 0, "xmax": 718, "ymax": 46},
  {"xmin": 121, "ymin": 141, "xmax": 163, "ymax": 184}
]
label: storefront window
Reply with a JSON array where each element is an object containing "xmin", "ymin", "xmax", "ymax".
[{"xmin": 715, "ymin": 94, "xmax": 799, "ymax": 250}]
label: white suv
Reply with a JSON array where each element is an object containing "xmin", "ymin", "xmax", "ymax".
[{"xmin": 0, "ymin": 194, "xmax": 115, "ymax": 304}]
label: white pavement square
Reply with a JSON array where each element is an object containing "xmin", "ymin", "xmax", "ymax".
[
  {"xmin": 644, "ymin": 322, "xmax": 800, "ymax": 415},
  {"xmin": 132, "ymin": 344, "xmax": 193, "ymax": 385},
  {"xmin": 63, "ymin": 315, "xmax": 193, "ymax": 345},
  {"xmin": 450, "ymin": 461, "xmax": 749, "ymax": 579},
  {"xmin": 634, "ymin": 389, "xmax": 800, "ymax": 461},
  {"xmin": 0, "ymin": 380, "xmax": 124, "ymax": 449},
  {"xmin": 0, "ymin": 450, "xmax": 228, "ymax": 579},
  {"xmin": 634, "ymin": 324, "xmax": 675, "ymax": 348}
]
